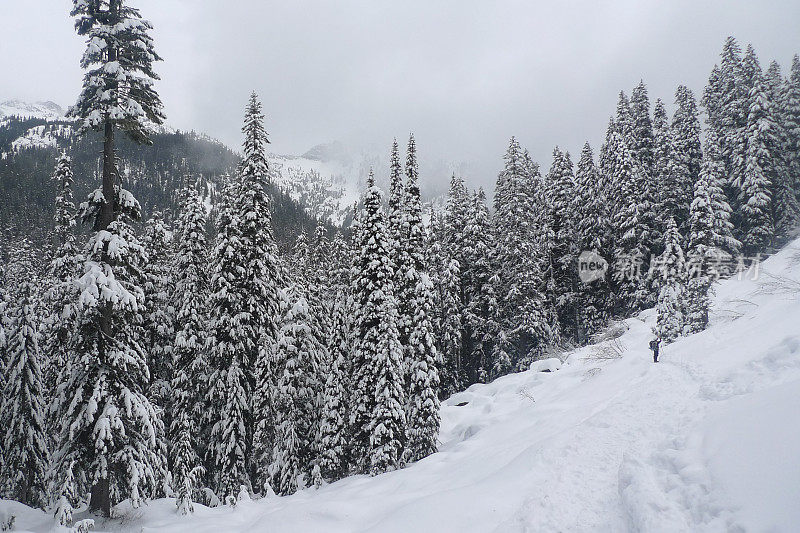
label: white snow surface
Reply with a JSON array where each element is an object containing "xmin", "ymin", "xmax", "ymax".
[{"xmin": 5, "ymin": 242, "xmax": 800, "ymax": 532}]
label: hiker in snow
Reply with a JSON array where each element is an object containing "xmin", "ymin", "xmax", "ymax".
[{"xmin": 649, "ymin": 337, "xmax": 661, "ymax": 363}]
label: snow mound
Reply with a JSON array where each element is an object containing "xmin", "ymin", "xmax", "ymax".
[
  {"xmin": 530, "ymin": 357, "xmax": 562, "ymax": 372},
  {"xmin": 4, "ymin": 241, "xmax": 800, "ymax": 532}
]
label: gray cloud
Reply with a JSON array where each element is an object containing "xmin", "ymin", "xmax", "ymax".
[{"xmin": 1, "ymin": 1, "xmax": 799, "ymax": 192}]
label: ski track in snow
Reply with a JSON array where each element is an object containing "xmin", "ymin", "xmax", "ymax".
[{"xmin": 3, "ymin": 245, "xmax": 800, "ymax": 532}]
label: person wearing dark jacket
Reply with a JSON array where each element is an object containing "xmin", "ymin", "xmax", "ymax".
[{"xmin": 649, "ymin": 338, "xmax": 661, "ymax": 363}]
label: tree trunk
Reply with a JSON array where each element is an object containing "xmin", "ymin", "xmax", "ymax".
[
  {"xmin": 90, "ymin": 0, "xmax": 120, "ymax": 518},
  {"xmin": 89, "ymin": 476, "xmax": 111, "ymax": 516},
  {"xmin": 100, "ymin": 112, "xmax": 115, "ymax": 232},
  {"xmin": 90, "ymin": 117, "xmax": 115, "ymax": 520}
]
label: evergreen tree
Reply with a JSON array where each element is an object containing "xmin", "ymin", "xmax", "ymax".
[
  {"xmin": 395, "ymin": 136, "xmax": 441, "ymax": 462},
  {"xmin": 615, "ymin": 91, "xmax": 635, "ymax": 149},
  {"xmin": 461, "ymin": 190, "xmax": 495, "ymax": 381},
  {"xmin": 547, "ymin": 148, "xmax": 579, "ymax": 340},
  {"xmin": 52, "ymin": 460, "xmax": 78, "ymax": 527},
  {"xmin": 427, "ymin": 210, "xmax": 463, "ymax": 395},
  {"xmin": 654, "ymin": 218, "xmax": 687, "ymax": 343},
  {"xmin": 402, "ymin": 262, "xmax": 440, "ymax": 463},
  {"xmin": 630, "ymin": 81, "xmax": 655, "ymax": 175},
  {"xmin": 672, "ymin": 86, "xmax": 704, "ymax": 186},
  {"xmin": 573, "ymin": 143, "xmax": 611, "ymax": 338},
  {"xmin": 785, "ymin": 56, "xmax": 800, "ymax": 200},
  {"xmin": 207, "ymin": 94, "xmax": 281, "ymax": 502},
  {"xmin": 317, "ymin": 291, "xmax": 350, "ymax": 482},
  {"xmin": 169, "ymin": 180, "xmax": 208, "ymax": 514},
  {"xmin": 141, "ymin": 212, "xmax": 174, "ymax": 408},
  {"xmin": 671, "ymin": 85, "xmax": 704, "ymax": 236},
  {"xmin": 349, "ymin": 172, "xmax": 406, "ymax": 475},
  {"xmin": 52, "ymin": 188, "xmax": 165, "ymax": 515},
  {"xmin": 387, "ymin": 138, "xmax": 405, "ymax": 278},
  {"xmin": 718, "ymin": 37, "xmax": 749, "ymax": 196},
  {"xmin": 698, "ymin": 130, "xmax": 742, "ymax": 271},
  {"xmin": 492, "ymin": 138, "xmax": 552, "ymax": 368},
  {"xmin": 62, "ymin": 0, "xmax": 166, "ymax": 514},
  {"xmin": 740, "ymin": 53, "xmax": 776, "ymax": 256},
  {"xmin": 765, "ymin": 61, "xmax": 800, "ymax": 245},
  {"xmin": 607, "ymin": 131, "xmax": 648, "ymax": 313},
  {"xmin": 270, "ymin": 291, "xmax": 323, "ymax": 495},
  {"xmin": 630, "ymin": 81, "xmax": 660, "ymax": 266},
  {"xmin": 686, "ymin": 161, "xmax": 718, "ymax": 334},
  {"xmin": 0, "ymin": 244, "xmax": 49, "ymax": 509},
  {"xmin": 44, "ymin": 153, "xmax": 79, "ymax": 412},
  {"xmin": 205, "ymin": 183, "xmax": 252, "ymax": 503}
]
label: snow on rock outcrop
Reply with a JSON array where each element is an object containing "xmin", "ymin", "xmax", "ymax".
[
  {"xmin": 10, "ymin": 123, "xmax": 74, "ymax": 152},
  {"xmin": 267, "ymin": 152, "xmax": 354, "ymax": 225}
]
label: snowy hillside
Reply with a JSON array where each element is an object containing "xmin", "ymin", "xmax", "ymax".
[
  {"xmin": 0, "ymin": 100, "xmax": 65, "ymax": 120},
  {"xmin": 5, "ymin": 244, "xmax": 800, "ymax": 532}
]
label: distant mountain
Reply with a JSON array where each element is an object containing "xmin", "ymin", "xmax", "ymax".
[
  {"xmin": 0, "ymin": 100, "xmax": 65, "ymax": 120},
  {"xmin": 0, "ymin": 103, "xmax": 331, "ymax": 249}
]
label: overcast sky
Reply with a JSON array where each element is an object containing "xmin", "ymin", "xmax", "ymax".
[{"xmin": 1, "ymin": 1, "xmax": 799, "ymax": 190}]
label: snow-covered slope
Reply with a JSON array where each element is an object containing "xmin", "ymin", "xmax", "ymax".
[
  {"xmin": 6, "ymin": 242, "xmax": 800, "ymax": 531},
  {"xmin": 0, "ymin": 100, "xmax": 65, "ymax": 120}
]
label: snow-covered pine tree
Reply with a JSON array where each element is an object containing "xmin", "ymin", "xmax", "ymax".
[
  {"xmin": 169, "ymin": 180, "xmax": 209, "ymax": 514},
  {"xmin": 652, "ymin": 99, "xmax": 685, "ymax": 250},
  {"xmin": 0, "ymin": 243, "xmax": 49, "ymax": 509},
  {"xmin": 52, "ymin": 460, "xmax": 78, "ymax": 527},
  {"xmin": 630, "ymin": 81, "xmax": 655, "ymax": 176},
  {"xmin": 573, "ymin": 142, "xmax": 611, "ymax": 339},
  {"xmin": 62, "ymin": 0, "xmax": 166, "ymax": 515},
  {"xmin": 492, "ymin": 139, "xmax": 553, "ymax": 367},
  {"xmin": 439, "ymin": 175, "xmax": 470, "ymax": 387},
  {"xmin": 630, "ymin": 81, "xmax": 660, "ymax": 268},
  {"xmin": 44, "ymin": 153, "xmax": 79, "ymax": 412},
  {"xmin": 394, "ymin": 136, "xmax": 441, "ymax": 462},
  {"xmin": 765, "ymin": 61, "xmax": 800, "ymax": 246},
  {"xmin": 207, "ymin": 93, "xmax": 281, "ymax": 501},
  {"xmin": 686, "ymin": 157, "xmax": 719, "ymax": 334},
  {"xmin": 672, "ymin": 86, "xmax": 704, "ymax": 187},
  {"xmin": 388, "ymin": 138, "xmax": 405, "ymax": 280},
  {"xmin": 785, "ymin": 56, "xmax": 800, "ymax": 200},
  {"xmin": 699, "ymin": 130, "xmax": 742, "ymax": 267},
  {"xmin": 718, "ymin": 37, "xmax": 748, "ymax": 194},
  {"xmin": 69, "ymin": 0, "xmax": 165, "ymax": 234},
  {"xmin": 654, "ymin": 217, "xmax": 687, "ymax": 343},
  {"xmin": 546, "ymin": 148, "xmax": 579, "ymax": 340},
  {"xmin": 317, "ymin": 290, "xmax": 350, "ymax": 482},
  {"xmin": 607, "ymin": 131, "xmax": 649, "ymax": 314},
  {"xmin": 52, "ymin": 188, "xmax": 165, "ymax": 516},
  {"xmin": 671, "ymin": 85, "xmax": 704, "ymax": 238},
  {"xmin": 427, "ymin": 209, "xmax": 463, "ymax": 395},
  {"xmin": 141, "ymin": 212, "xmax": 174, "ymax": 410},
  {"xmin": 395, "ymin": 135, "xmax": 418, "ymax": 379},
  {"xmin": 349, "ymin": 172, "xmax": 406, "ymax": 475},
  {"xmin": 270, "ymin": 290, "xmax": 323, "ymax": 495},
  {"xmin": 740, "ymin": 51, "xmax": 776, "ymax": 256},
  {"xmin": 615, "ymin": 91, "xmax": 635, "ymax": 150},
  {"xmin": 461, "ymin": 190, "xmax": 494, "ymax": 381},
  {"xmin": 204, "ymin": 180, "xmax": 252, "ymax": 501}
]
